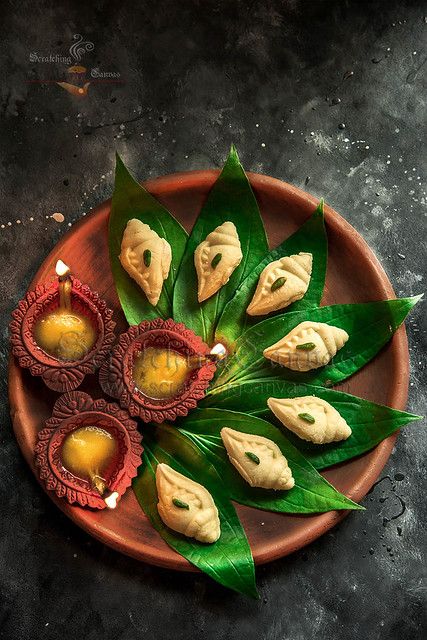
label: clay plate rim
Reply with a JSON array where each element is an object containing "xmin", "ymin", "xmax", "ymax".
[{"xmin": 8, "ymin": 169, "xmax": 409, "ymax": 572}]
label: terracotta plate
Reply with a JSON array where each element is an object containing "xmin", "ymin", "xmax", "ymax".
[{"xmin": 8, "ymin": 170, "xmax": 409, "ymax": 571}]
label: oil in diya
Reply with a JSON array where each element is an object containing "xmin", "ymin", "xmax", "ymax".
[
  {"xmin": 133, "ymin": 347, "xmax": 191, "ymax": 400},
  {"xmin": 61, "ymin": 425, "xmax": 120, "ymax": 509},
  {"xmin": 132, "ymin": 343, "xmax": 228, "ymax": 400},
  {"xmin": 34, "ymin": 260, "xmax": 96, "ymax": 361}
]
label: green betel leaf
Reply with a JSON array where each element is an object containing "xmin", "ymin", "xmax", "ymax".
[
  {"xmin": 109, "ymin": 154, "xmax": 188, "ymax": 325},
  {"xmin": 173, "ymin": 145, "xmax": 268, "ymax": 344},
  {"xmin": 133, "ymin": 423, "xmax": 258, "ymax": 598},
  {"xmin": 200, "ymin": 380, "xmax": 422, "ymax": 469},
  {"xmin": 215, "ymin": 200, "xmax": 327, "ymax": 345},
  {"xmin": 178, "ymin": 409, "xmax": 363, "ymax": 514},
  {"xmin": 212, "ymin": 296, "xmax": 422, "ymax": 389}
]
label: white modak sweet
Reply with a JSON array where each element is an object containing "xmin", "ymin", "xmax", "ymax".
[
  {"xmin": 119, "ymin": 219, "xmax": 172, "ymax": 306},
  {"xmin": 194, "ymin": 221, "xmax": 243, "ymax": 302},
  {"xmin": 267, "ymin": 396, "xmax": 352, "ymax": 444},
  {"xmin": 155, "ymin": 463, "xmax": 221, "ymax": 543},
  {"xmin": 220, "ymin": 427, "xmax": 295, "ymax": 490},
  {"xmin": 247, "ymin": 252, "xmax": 313, "ymax": 316},
  {"xmin": 263, "ymin": 321, "xmax": 349, "ymax": 372}
]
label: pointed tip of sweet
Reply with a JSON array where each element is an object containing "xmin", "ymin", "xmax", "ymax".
[
  {"xmin": 267, "ymin": 397, "xmax": 282, "ymax": 417},
  {"xmin": 148, "ymin": 295, "xmax": 161, "ymax": 307},
  {"xmin": 246, "ymin": 300, "xmax": 264, "ymax": 316},
  {"xmin": 197, "ymin": 288, "xmax": 211, "ymax": 303}
]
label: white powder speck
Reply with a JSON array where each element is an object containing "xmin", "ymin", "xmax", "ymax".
[
  {"xmin": 395, "ymin": 128, "xmax": 400, "ymax": 133},
  {"xmin": 261, "ymin": 142, "xmax": 266, "ymax": 147},
  {"xmin": 344, "ymin": 137, "xmax": 350, "ymax": 142},
  {"xmin": 1, "ymin": 225, "xmax": 4, "ymax": 229},
  {"xmin": 16, "ymin": 219, "xmax": 21, "ymax": 224},
  {"xmin": 7, "ymin": 222, "xmax": 11, "ymax": 226},
  {"xmin": 365, "ymin": 145, "xmax": 370, "ymax": 149},
  {"xmin": 371, "ymin": 205, "xmax": 385, "ymax": 217},
  {"xmin": 255, "ymin": 123, "xmax": 259, "ymax": 127},
  {"xmin": 290, "ymin": 129, "xmax": 294, "ymax": 133},
  {"xmin": 30, "ymin": 217, "xmax": 34, "ymax": 221}
]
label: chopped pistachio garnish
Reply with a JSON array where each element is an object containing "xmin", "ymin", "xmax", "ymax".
[
  {"xmin": 211, "ymin": 252, "xmax": 222, "ymax": 269},
  {"xmin": 296, "ymin": 342, "xmax": 316, "ymax": 350},
  {"xmin": 271, "ymin": 276, "xmax": 287, "ymax": 292},
  {"xmin": 172, "ymin": 497, "xmax": 190, "ymax": 510},
  {"xmin": 245, "ymin": 451, "xmax": 260, "ymax": 465},
  {"xmin": 143, "ymin": 248, "xmax": 152, "ymax": 267},
  {"xmin": 298, "ymin": 412, "xmax": 316, "ymax": 424}
]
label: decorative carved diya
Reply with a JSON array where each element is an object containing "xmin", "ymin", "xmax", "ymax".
[
  {"xmin": 35, "ymin": 391, "xmax": 143, "ymax": 509},
  {"xmin": 10, "ymin": 263, "xmax": 116, "ymax": 392},
  {"xmin": 99, "ymin": 318, "xmax": 217, "ymax": 423}
]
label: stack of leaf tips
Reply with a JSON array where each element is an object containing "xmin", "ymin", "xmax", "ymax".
[{"xmin": 109, "ymin": 146, "xmax": 422, "ymax": 597}]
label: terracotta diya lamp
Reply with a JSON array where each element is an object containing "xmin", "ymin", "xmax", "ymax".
[
  {"xmin": 99, "ymin": 318, "xmax": 225, "ymax": 423},
  {"xmin": 10, "ymin": 260, "xmax": 116, "ymax": 392},
  {"xmin": 35, "ymin": 391, "xmax": 143, "ymax": 509}
]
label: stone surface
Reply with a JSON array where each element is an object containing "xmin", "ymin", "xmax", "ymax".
[{"xmin": 0, "ymin": 1, "xmax": 426, "ymax": 638}]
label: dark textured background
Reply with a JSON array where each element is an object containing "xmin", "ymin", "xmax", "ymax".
[{"xmin": 0, "ymin": 1, "xmax": 426, "ymax": 638}]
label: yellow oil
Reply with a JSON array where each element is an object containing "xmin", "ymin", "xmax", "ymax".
[
  {"xmin": 34, "ymin": 310, "xmax": 96, "ymax": 361},
  {"xmin": 61, "ymin": 426, "xmax": 117, "ymax": 493},
  {"xmin": 133, "ymin": 347, "xmax": 191, "ymax": 399}
]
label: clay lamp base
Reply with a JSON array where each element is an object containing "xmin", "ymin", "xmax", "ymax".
[
  {"xmin": 99, "ymin": 318, "xmax": 218, "ymax": 423},
  {"xmin": 10, "ymin": 274, "xmax": 116, "ymax": 392},
  {"xmin": 35, "ymin": 391, "xmax": 143, "ymax": 510}
]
